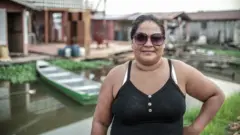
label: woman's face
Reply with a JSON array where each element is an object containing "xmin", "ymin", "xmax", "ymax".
[{"xmin": 132, "ymin": 21, "xmax": 165, "ymax": 65}]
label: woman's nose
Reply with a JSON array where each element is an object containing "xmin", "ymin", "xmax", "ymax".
[{"xmin": 144, "ymin": 38, "xmax": 153, "ymax": 46}]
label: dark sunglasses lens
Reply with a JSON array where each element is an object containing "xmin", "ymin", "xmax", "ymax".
[
  {"xmin": 134, "ymin": 33, "xmax": 148, "ymax": 45},
  {"xmin": 151, "ymin": 34, "xmax": 164, "ymax": 45}
]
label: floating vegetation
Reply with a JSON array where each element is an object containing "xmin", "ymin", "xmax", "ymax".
[
  {"xmin": 0, "ymin": 59, "xmax": 113, "ymax": 84},
  {"xmin": 214, "ymin": 50, "xmax": 240, "ymax": 58},
  {"xmin": 0, "ymin": 63, "xmax": 36, "ymax": 84},
  {"xmin": 49, "ymin": 59, "xmax": 112, "ymax": 70}
]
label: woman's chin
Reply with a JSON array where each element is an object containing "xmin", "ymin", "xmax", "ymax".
[{"xmin": 139, "ymin": 55, "xmax": 159, "ymax": 65}]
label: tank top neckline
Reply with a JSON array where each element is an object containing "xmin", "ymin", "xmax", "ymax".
[{"xmin": 120, "ymin": 59, "xmax": 185, "ymax": 98}]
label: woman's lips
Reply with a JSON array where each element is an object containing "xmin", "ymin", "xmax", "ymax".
[{"xmin": 141, "ymin": 50, "xmax": 155, "ymax": 52}]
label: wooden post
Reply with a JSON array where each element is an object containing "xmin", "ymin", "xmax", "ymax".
[
  {"xmin": 44, "ymin": 10, "xmax": 49, "ymax": 44},
  {"xmin": 103, "ymin": 0, "xmax": 107, "ymax": 39},
  {"xmin": 82, "ymin": 9, "xmax": 91, "ymax": 57},
  {"xmin": 62, "ymin": 11, "xmax": 68, "ymax": 42}
]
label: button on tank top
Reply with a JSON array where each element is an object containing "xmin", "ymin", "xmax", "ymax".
[{"xmin": 110, "ymin": 59, "xmax": 186, "ymax": 135}]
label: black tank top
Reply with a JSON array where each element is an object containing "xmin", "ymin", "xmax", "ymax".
[{"xmin": 110, "ymin": 59, "xmax": 186, "ymax": 135}]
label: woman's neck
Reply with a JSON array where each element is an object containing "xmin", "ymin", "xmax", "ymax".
[{"xmin": 134, "ymin": 58, "xmax": 163, "ymax": 72}]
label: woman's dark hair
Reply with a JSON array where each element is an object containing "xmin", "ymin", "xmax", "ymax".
[{"xmin": 130, "ymin": 14, "xmax": 165, "ymax": 40}]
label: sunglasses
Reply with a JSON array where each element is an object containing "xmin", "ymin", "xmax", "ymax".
[{"xmin": 133, "ymin": 32, "xmax": 165, "ymax": 46}]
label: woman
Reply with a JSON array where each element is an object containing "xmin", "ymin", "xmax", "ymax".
[{"xmin": 91, "ymin": 14, "xmax": 225, "ymax": 135}]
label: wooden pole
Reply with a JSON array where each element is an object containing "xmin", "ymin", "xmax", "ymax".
[
  {"xmin": 44, "ymin": 10, "xmax": 49, "ymax": 44},
  {"xmin": 83, "ymin": 8, "xmax": 91, "ymax": 57},
  {"xmin": 103, "ymin": 0, "xmax": 107, "ymax": 39}
]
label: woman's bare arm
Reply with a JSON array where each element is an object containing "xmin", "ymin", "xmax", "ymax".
[
  {"xmin": 184, "ymin": 63, "xmax": 225, "ymax": 133},
  {"xmin": 91, "ymin": 66, "xmax": 120, "ymax": 135}
]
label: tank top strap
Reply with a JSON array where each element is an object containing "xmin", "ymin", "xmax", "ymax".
[
  {"xmin": 122, "ymin": 60, "xmax": 132, "ymax": 85},
  {"xmin": 167, "ymin": 59, "xmax": 172, "ymax": 76},
  {"xmin": 167, "ymin": 59, "xmax": 178, "ymax": 84},
  {"xmin": 127, "ymin": 60, "xmax": 132, "ymax": 81}
]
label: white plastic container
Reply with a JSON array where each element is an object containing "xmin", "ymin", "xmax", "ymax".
[
  {"xmin": 80, "ymin": 47, "xmax": 85, "ymax": 56},
  {"xmin": 64, "ymin": 48, "xmax": 71, "ymax": 57}
]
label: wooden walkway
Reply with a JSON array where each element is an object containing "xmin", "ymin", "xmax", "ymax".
[
  {"xmin": 28, "ymin": 42, "xmax": 132, "ymax": 60},
  {"xmin": 0, "ymin": 42, "xmax": 132, "ymax": 65},
  {"xmin": 0, "ymin": 53, "xmax": 53, "ymax": 66}
]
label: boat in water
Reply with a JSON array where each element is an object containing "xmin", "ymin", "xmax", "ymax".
[{"xmin": 36, "ymin": 60, "xmax": 101, "ymax": 105}]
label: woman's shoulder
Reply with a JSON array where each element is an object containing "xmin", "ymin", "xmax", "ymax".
[
  {"xmin": 104, "ymin": 61, "xmax": 129, "ymax": 82},
  {"xmin": 168, "ymin": 58, "xmax": 191, "ymax": 68},
  {"xmin": 168, "ymin": 58, "xmax": 202, "ymax": 77}
]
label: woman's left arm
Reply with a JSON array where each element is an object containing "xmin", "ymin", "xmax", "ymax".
[{"xmin": 184, "ymin": 64, "xmax": 225, "ymax": 134}]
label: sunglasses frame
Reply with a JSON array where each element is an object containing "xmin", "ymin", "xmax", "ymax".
[{"xmin": 133, "ymin": 32, "xmax": 165, "ymax": 46}]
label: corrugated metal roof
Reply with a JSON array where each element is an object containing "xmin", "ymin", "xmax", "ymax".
[
  {"xmin": 123, "ymin": 12, "xmax": 190, "ymax": 21},
  {"xmin": 14, "ymin": 0, "xmax": 89, "ymax": 11},
  {"xmin": 187, "ymin": 10, "xmax": 240, "ymax": 21},
  {"xmin": 108, "ymin": 10, "xmax": 240, "ymax": 21},
  {"xmin": 10, "ymin": 0, "xmax": 40, "ymax": 10},
  {"xmin": 91, "ymin": 12, "xmax": 126, "ymax": 20}
]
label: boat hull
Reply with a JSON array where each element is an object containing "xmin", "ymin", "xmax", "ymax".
[{"xmin": 36, "ymin": 60, "xmax": 100, "ymax": 105}]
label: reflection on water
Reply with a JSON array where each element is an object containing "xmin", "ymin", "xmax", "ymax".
[
  {"xmin": 0, "ymin": 77, "xmax": 99, "ymax": 135},
  {"xmin": 0, "ymin": 66, "xmax": 113, "ymax": 135}
]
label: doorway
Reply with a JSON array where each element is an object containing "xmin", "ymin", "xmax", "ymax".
[{"xmin": 7, "ymin": 12, "xmax": 23, "ymax": 53}]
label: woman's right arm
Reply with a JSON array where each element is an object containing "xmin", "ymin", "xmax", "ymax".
[{"xmin": 91, "ymin": 67, "xmax": 117, "ymax": 135}]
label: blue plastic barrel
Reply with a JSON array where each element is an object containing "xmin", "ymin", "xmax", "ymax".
[
  {"xmin": 71, "ymin": 44, "xmax": 80, "ymax": 57},
  {"xmin": 58, "ymin": 48, "xmax": 64, "ymax": 56}
]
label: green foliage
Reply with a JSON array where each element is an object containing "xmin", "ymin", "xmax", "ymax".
[
  {"xmin": 184, "ymin": 93, "xmax": 240, "ymax": 135},
  {"xmin": 0, "ymin": 59, "xmax": 113, "ymax": 84},
  {"xmin": 0, "ymin": 63, "xmax": 36, "ymax": 84},
  {"xmin": 213, "ymin": 50, "xmax": 240, "ymax": 57},
  {"xmin": 49, "ymin": 59, "xmax": 112, "ymax": 70}
]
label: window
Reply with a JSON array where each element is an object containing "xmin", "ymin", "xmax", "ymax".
[{"xmin": 201, "ymin": 22, "xmax": 207, "ymax": 29}]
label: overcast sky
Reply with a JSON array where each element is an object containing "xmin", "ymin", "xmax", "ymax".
[{"xmin": 89, "ymin": 0, "xmax": 240, "ymax": 15}]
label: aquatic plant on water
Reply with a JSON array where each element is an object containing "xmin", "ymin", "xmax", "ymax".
[
  {"xmin": 213, "ymin": 50, "xmax": 240, "ymax": 57},
  {"xmin": 0, "ymin": 59, "xmax": 113, "ymax": 84},
  {"xmin": 199, "ymin": 46, "xmax": 240, "ymax": 57},
  {"xmin": 184, "ymin": 93, "xmax": 240, "ymax": 135},
  {"xmin": 0, "ymin": 63, "xmax": 36, "ymax": 84},
  {"xmin": 49, "ymin": 59, "xmax": 112, "ymax": 70}
]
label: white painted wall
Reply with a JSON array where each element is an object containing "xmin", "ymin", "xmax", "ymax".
[
  {"xmin": 233, "ymin": 21, "xmax": 240, "ymax": 45},
  {"xmin": 188, "ymin": 20, "xmax": 240, "ymax": 44},
  {"xmin": 0, "ymin": 8, "xmax": 7, "ymax": 46}
]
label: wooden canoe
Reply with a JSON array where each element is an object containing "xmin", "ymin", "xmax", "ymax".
[{"xmin": 36, "ymin": 60, "xmax": 101, "ymax": 105}]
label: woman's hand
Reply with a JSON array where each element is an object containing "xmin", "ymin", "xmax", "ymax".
[{"xmin": 183, "ymin": 125, "xmax": 201, "ymax": 135}]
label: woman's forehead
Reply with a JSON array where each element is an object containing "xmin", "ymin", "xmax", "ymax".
[{"xmin": 136, "ymin": 21, "xmax": 162, "ymax": 34}]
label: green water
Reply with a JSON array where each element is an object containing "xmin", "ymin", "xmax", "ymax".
[{"xmin": 0, "ymin": 79, "xmax": 97, "ymax": 135}]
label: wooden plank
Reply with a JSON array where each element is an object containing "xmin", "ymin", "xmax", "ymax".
[
  {"xmin": 40, "ymin": 67, "xmax": 57, "ymax": 72},
  {"xmin": 46, "ymin": 72, "xmax": 71, "ymax": 77},
  {"xmin": 57, "ymin": 78, "xmax": 84, "ymax": 83},
  {"xmin": 73, "ymin": 85, "xmax": 100, "ymax": 91}
]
